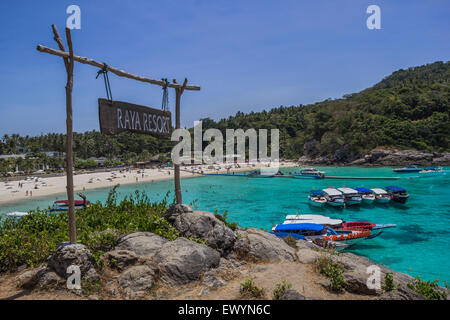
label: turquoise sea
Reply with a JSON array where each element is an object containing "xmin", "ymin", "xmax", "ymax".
[{"xmin": 1, "ymin": 166, "xmax": 449, "ymax": 283}]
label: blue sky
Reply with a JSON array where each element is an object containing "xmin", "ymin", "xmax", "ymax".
[{"xmin": 0, "ymin": 0, "xmax": 449, "ymax": 136}]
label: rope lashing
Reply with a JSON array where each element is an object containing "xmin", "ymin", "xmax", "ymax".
[
  {"xmin": 161, "ymin": 78, "xmax": 169, "ymax": 111},
  {"xmin": 96, "ymin": 63, "xmax": 113, "ymax": 101}
]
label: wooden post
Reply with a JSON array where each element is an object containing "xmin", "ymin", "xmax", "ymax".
[
  {"xmin": 173, "ymin": 78, "xmax": 188, "ymax": 205},
  {"xmin": 52, "ymin": 25, "xmax": 76, "ymax": 244}
]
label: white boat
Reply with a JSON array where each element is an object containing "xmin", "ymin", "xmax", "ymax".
[
  {"xmin": 418, "ymin": 167, "xmax": 445, "ymax": 176},
  {"xmin": 6, "ymin": 211, "xmax": 29, "ymax": 218},
  {"xmin": 283, "ymin": 214, "xmax": 343, "ymax": 227},
  {"xmin": 371, "ymin": 188, "xmax": 391, "ymax": 203},
  {"xmin": 338, "ymin": 187, "xmax": 362, "ymax": 205},
  {"xmin": 323, "ymin": 188, "xmax": 345, "ymax": 207},
  {"xmin": 307, "ymin": 190, "xmax": 327, "ymax": 206},
  {"xmin": 354, "ymin": 187, "xmax": 376, "ymax": 204},
  {"xmin": 292, "ymin": 168, "xmax": 325, "ymax": 179}
]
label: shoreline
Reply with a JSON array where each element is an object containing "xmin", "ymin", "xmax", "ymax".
[{"xmin": 0, "ymin": 162, "xmax": 298, "ymax": 206}]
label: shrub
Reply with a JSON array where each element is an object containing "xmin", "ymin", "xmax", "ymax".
[
  {"xmin": 272, "ymin": 280, "xmax": 292, "ymax": 300},
  {"xmin": 282, "ymin": 235, "xmax": 297, "ymax": 249},
  {"xmin": 315, "ymin": 257, "xmax": 346, "ymax": 293},
  {"xmin": 0, "ymin": 186, "xmax": 178, "ymax": 272},
  {"xmin": 214, "ymin": 210, "xmax": 239, "ymax": 230},
  {"xmin": 382, "ymin": 272, "xmax": 397, "ymax": 292},
  {"xmin": 407, "ymin": 276, "xmax": 447, "ymax": 300},
  {"xmin": 240, "ymin": 278, "xmax": 265, "ymax": 298}
]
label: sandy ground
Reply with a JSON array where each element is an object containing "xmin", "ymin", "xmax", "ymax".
[
  {"xmin": 0, "ymin": 161, "xmax": 298, "ymax": 206},
  {"xmin": 0, "ymin": 260, "xmax": 371, "ymax": 300}
]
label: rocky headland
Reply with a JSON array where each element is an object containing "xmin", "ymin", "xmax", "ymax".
[
  {"xmin": 1, "ymin": 204, "xmax": 448, "ymax": 300},
  {"xmin": 298, "ymin": 147, "xmax": 450, "ymax": 167}
]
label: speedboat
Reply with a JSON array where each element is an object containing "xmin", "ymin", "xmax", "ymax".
[
  {"xmin": 284, "ymin": 214, "xmax": 343, "ymax": 227},
  {"xmin": 385, "ymin": 186, "xmax": 409, "ymax": 204},
  {"xmin": 323, "ymin": 188, "xmax": 345, "ymax": 207},
  {"xmin": 271, "ymin": 223, "xmax": 382, "ymax": 248},
  {"xmin": 292, "ymin": 168, "xmax": 325, "ymax": 179},
  {"xmin": 371, "ymin": 188, "xmax": 391, "ymax": 203},
  {"xmin": 6, "ymin": 212, "xmax": 29, "ymax": 219},
  {"xmin": 392, "ymin": 164, "xmax": 422, "ymax": 173},
  {"xmin": 307, "ymin": 190, "xmax": 327, "ymax": 207},
  {"xmin": 247, "ymin": 170, "xmax": 275, "ymax": 178},
  {"xmin": 50, "ymin": 199, "xmax": 91, "ymax": 212},
  {"xmin": 418, "ymin": 167, "xmax": 445, "ymax": 176},
  {"xmin": 355, "ymin": 187, "xmax": 376, "ymax": 204},
  {"xmin": 337, "ymin": 187, "xmax": 362, "ymax": 205}
]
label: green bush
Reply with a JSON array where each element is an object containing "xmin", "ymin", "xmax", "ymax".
[
  {"xmin": 282, "ymin": 235, "xmax": 297, "ymax": 249},
  {"xmin": 315, "ymin": 257, "xmax": 346, "ymax": 293},
  {"xmin": 0, "ymin": 186, "xmax": 178, "ymax": 272},
  {"xmin": 407, "ymin": 276, "xmax": 447, "ymax": 300},
  {"xmin": 214, "ymin": 210, "xmax": 239, "ymax": 230},
  {"xmin": 382, "ymin": 272, "xmax": 397, "ymax": 292},
  {"xmin": 272, "ymin": 280, "xmax": 292, "ymax": 300},
  {"xmin": 240, "ymin": 278, "xmax": 265, "ymax": 298}
]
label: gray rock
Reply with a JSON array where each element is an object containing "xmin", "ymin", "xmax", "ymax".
[
  {"xmin": 37, "ymin": 269, "xmax": 63, "ymax": 288},
  {"xmin": 84, "ymin": 268, "xmax": 99, "ymax": 282},
  {"xmin": 103, "ymin": 250, "xmax": 139, "ymax": 271},
  {"xmin": 115, "ymin": 232, "xmax": 168, "ymax": 257},
  {"xmin": 316, "ymin": 279, "xmax": 331, "ymax": 290},
  {"xmin": 47, "ymin": 243, "xmax": 95, "ymax": 279},
  {"xmin": 233, "ymin": 228, "xmax": 296, "ymax": 262},
  {"xmin": 198, "ymin": 287, "xmax": 210, "ymax": 297},
  {"xmin": 172, "ymin": 211, "xmax": 237, "ymax": 255},
  {"xmin": 280, "ymin": 289, "xmax": 306, "ymax": 300},
  {"xmin": 297, "ymin": 249, "xmax": 321, "ymax": 264},
  {"xmin": 344, "ymin": 272, "xmax": 382, "ymax": 295},
  {"xmin": 377, "ymin": 285, "xmax": 426, "ymax": 300},
  {"xmin": 118, "ymin": 265, "xmax": 156, "ymax": 294},
  {"xmin": 18, "ymin": 267, "xmax": 64, "ymax": 289},
  {"xmin": 17, "ymin": 268, "xmax": 45, "ymax": 289},
  {"xmin": 154, "ymin": 238, "xmax": 221, "ymax": 285},
  {"xmin": 202, "ymin": 271, "xmax": 227, "ymax": 289},
  {"xmin": 163, "ymin": 204, "xmax": 193, "ymax": 223}
]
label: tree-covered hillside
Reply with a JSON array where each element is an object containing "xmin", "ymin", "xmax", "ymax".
[
  {"xmin": 201, "ymin": 61, "xmax": 449, "ymax": 161},
  {"xmin": 1, "ymin": 61, "xmax": 449, "ymax": 164}
]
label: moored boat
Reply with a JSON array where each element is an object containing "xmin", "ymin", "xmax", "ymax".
[
  {"xmin": 6, "ymin": 211, "xmax": 30, "ymax": 219},
  {"xmin": 371, "ymin": 188, "xmax": 391, "ymax": 203},
  {"xmin": 385, "ymin": 186, "xmax": 409, "ymax": 203},
  {"xmin": 247, "ymin": 170, "xmax": 275, "ymax": 178},
  {"xmin": 284, "ymin": 214, "xmax": 343, "ymax": 227},
  {"xmin": 392, "ymin": 164, "xmax": 422, "ymax": 173},
  {"xmin": 307, "ymin": 190, "xmax": 327, "ymax": 207},
  {"xmin": 337, "ymin": 187, "xmax": 362, "ymax": 205},
  {"xmin": 355, "ymin": 187, "xmax": 376, "ymax": 204},
  {"xmin": 323, "ymin": 188, "xmax": 345, "ymax": 207},
  {"xmin": 418, "ymin": 167, "xmax": 445, "ymax": 176},
  {"xmin": 50, "ymin": 199, "xmax": 91, "ymax": 212},
  {"xmin": 292, "ymin": 168, "xmax": 325, "ymax": 179}
]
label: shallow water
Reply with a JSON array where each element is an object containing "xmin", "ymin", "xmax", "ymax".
[{"xmin": 1, "ymin": 166, "xmax": 449, "ymax": 283}]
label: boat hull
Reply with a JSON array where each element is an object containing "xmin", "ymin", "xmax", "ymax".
[{"xmin": 292, "ymin": 175, "xmax": 323, "ymax": 179}]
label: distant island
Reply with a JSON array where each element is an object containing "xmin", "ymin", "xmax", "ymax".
[{"xmin": 1, "ymin": 61, "xmax": 449, "ymax": 174}]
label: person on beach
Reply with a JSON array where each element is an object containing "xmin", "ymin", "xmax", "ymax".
[
  {"xmin": 26, "ymin": 190, "xmax": 28, "ymax": 196},
  {"xmin": 30, "ymin": 191, "xmax": 32, "ymax": 197}
]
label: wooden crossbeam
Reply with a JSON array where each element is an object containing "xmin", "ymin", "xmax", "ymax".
[{"xmin": 36, "ymin": 45, "xmax": 201, "ymax": 91}]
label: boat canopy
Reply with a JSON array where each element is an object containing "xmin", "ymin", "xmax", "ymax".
[
  {"xmin": 355, "ymin": 187, "xmax": 372, "ymax": 194},
  {"xmin": 323, "ymin": 188, "xmax": 343, "ymax": 196},
  {"xmin": 385, "ymin": 186, "xmax": 406, "ymax": 192},
  {"xmin": 371, "ymin": 188, "xmax": 388, "ymax": 195},
  {"xmin": 274, "ymin": 223, "xmax": 324, "ymax": 232},
  {"xmin": 310, "ymin": 189, "xmax": 324, "ymax": 196},
  {"xmin": 337, "ymin": 187, "xmax": 359, "ymax": 194}
]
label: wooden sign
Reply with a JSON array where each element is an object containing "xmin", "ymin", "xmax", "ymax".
[{"xmin": 98, "ymin": 98, "xmax": 172, "ymax": 139}]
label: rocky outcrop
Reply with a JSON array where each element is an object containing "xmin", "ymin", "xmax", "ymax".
[
  {"xmin": 47, "ymin": 243, "xmax": 96, "ymax": 280},
  {"xmin": 169, "ymin": 210, "xmax": 237, "ymax": 255},
  {"xmin": 17, "ymin": 267, "xmax": 64, "ymax": 289},
  {"xmin": 115, "ymin": 232, "xmax": 168, "ymax": 257},
  {"xmin": 103, "ymin": 250, "xmax": 140, "ymax": 271},
  {"xmin": 118, "ymin": 265, "xmax": 157, "ymax": 296},
  {"xmin": 154, "ymin": 238, "xmax": 221, "ymax": 285},
  {"xmin": 280, "ymin": 289, "xmax": 306, "ymax": 300},
  {"xmin": 232, "ymin": 228, "xmax": 296, "ymax": 262}
]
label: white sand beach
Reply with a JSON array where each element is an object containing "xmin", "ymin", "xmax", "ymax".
[{"xmin": 0, "ymin": 161, "xmax": 297, "ymax": 205}]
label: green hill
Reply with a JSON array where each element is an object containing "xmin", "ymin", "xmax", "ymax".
[{"xmin": 201, "ymin": 61, "xmax": 450, "ymax": 161}]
